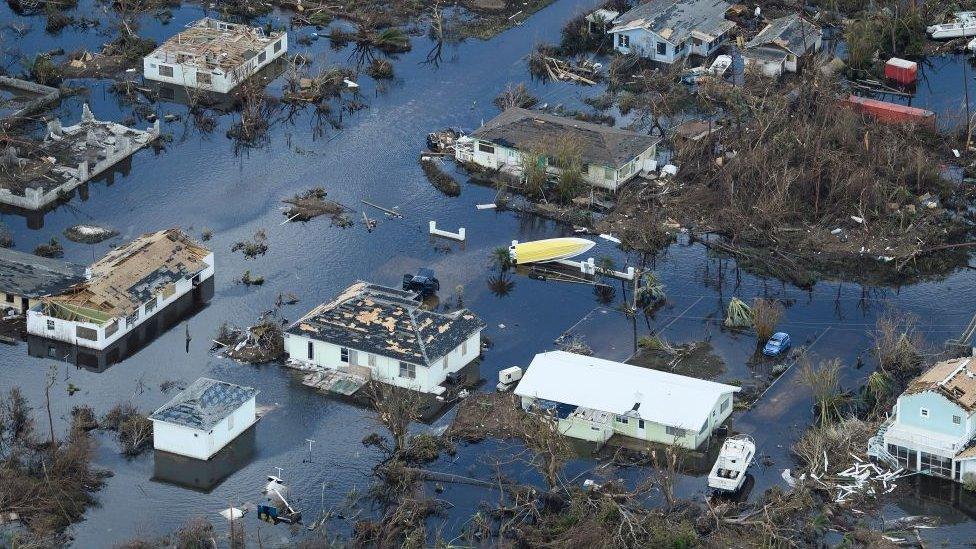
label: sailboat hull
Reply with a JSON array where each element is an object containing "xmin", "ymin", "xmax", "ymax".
[{"xmin": 510, "ymin": 238, "xmax": 595, "ymax": 265}]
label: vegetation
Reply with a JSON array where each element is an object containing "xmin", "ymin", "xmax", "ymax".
[
  {"xmin": 420, "ymin": 157, "xmax": 460, "ymax": 197},
  {"xmin": 493, "ymin": 82, "xmax": 539, "ymax": 110},
  {"xmin": 34, "ymin": 237, "xmax": 64, "ymax": 258},
  {"xmin": 751, "ymin": 298, "xmax": 783, "ymax": 342},
  {"xmin": 102, "ymin": 402, "xmax": 153, "ymax": 456},
  {"xmin": 231, "ymin": 229, "xmax": 268, "ymax": 258}
]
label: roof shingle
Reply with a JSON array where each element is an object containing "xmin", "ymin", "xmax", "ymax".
[{"xmin": 150, "ymin": 378, "xmax": 257, "ymax": 431}]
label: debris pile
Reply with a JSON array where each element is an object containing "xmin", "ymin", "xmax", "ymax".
[
  {"xmin": 63, "ymin": 224, "xmax": 118, "ymax": 244},
  {"xmin": 282, "ymin": 187, "xmax": 349, "ymax": 225},
  {"xmin": 419, "ymin": 157, "xmax": 460, "ymax": 197},
  {"xmin": 219, "ymin": 320, "xmax": 285, "ymax": 364}
]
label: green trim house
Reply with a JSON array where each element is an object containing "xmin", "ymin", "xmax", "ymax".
[
  {"xmin": 459, "ymin": 108, "xmax": 660, "ymax": 191},
  {"xmin": 514, "ymin": 351, "xmax": 740, "ymax": 449}
]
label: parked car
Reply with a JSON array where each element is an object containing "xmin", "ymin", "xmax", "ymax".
[{"xmin": 763, "ymin": 332, "xmax": 791, "ymax": 356}]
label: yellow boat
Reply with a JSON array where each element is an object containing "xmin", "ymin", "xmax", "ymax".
[{"xmin": 509, "ymin": 238, "xmax": 595, "ymax": 265}]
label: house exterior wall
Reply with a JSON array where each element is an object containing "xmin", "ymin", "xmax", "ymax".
[
  {"xmin": 26, "ymin": 252, "xmax": 215, "ymax": 350},
  {"xmin": 3, "ymin": 292, "xmax": 31, "ymax": 314},
  {"xmin": 152, "ymin": 396, "xmax": 256, "ymax": 460},
  {"xmin": 897, "ymin": 392, "xmax": 973, "ymax": 439},
  {"xmin": 143, "ymin": 34, "xmax": 288, "ymax": 93},
  {"xmin": 284, "ymin": 330, "xmax": 481, "ymax": 393},
  {"xmin": 743, "ymin": 56, "xmax": 785, "ymax": 77},
  {"xmin": 520, "ymin": 391, "xmax": 734, "ymax": 449},
  {"xmin": 612, "ymin": 28, "xmax": 680, "ymax": 63},
  {"xmin": 883, "ymin": 390, "xmax": 976, "ymax": 481},
  {"xmin": 465, "ymin": 139, "xmax": 656, "ymax": 191}
]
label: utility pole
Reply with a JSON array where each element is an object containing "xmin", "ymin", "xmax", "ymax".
[{"xmin": 304, "ymin": 438, "xmax": 315, "ymax": 462}]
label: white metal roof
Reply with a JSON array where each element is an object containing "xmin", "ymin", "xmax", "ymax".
[{"xmin": 514, "ymin": 351, "xmax": 739, "ymax": 430}]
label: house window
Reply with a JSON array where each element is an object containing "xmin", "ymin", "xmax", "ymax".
[
  {"xmin": 665, "ymin": 425, "xmax": 686, "ymax": 437},
  {"xmin": 656, "ymin": 42, "xmax": 666, "ymax": 56},
  {"xmin": 399, "ymin": 361, "xmax": 416, "ymax": 379},
  {"xmin": 273, "ymin": 40, "xmax": 282, "ymax": 53},
  {"xmin": 953, "ymin": 415, "xmax": 962, "ymax": 424},
  {"xmin": 196, "ymin": 71, "xmax": 212, "ymax": 85},
  {"xmin": 258, "ymin": 51, "xmax": 267, "ymax": 63},
  {"xmin": 46, "ymin": 319, "xmax": 55, "ymax": 330},
  {"xmin": 126, "ymin": 311, "xmax": 139, "ymax": 327},
  {"xmin": 618, "ymin": 34, "xmax": 630, "ymax": 48},
  {"xmin": 920, "ymin": 451, "xmax": 952, "ymax": 477},
  {"xmin": 76, "ymin": 326, "xmax": 98, "ymax": 341},
  {"xmin": 340, "ymin": 347, "xmax": 349, "ymax": 363},
  {"xmin": 720, "ymin": 397, "xmax": 730, "ymax": 413},
  {"xmin": 158, "ymin": 64, "xmax": 174, "ymax": 77},
  {"xmin": 888, "ymin": 444, "xmax": 917, "ymax": 470},
  {"xmin": 477, "ymin": 142, "xmax": 495, "ymax": 154},
  {"xmin": 615, "ymin": 415, "xmax": 629, "ymax": 424},
  {"xmin": 144, "ymin": 296, "xmax": 158, "ymax": 314},
  {"xmin": 638, "ymin": 419, "xmax": 645, "ymax": 429},
  {"xmin": 4, "ymin": 294, "xmax": 12, "ymax": 303},
  {"xmin": 104, "ymin": 321, "xmax": 118, "ymax": 337},
  {"xmin": 307, "ymin": 341, "xmax": 314, "ymax": 360},
  {"xmin": 920, "ymin": 408, "xmax": 929, "ymax": 418},
  {"xmin": 368, "ymin": 354, "xmax": 376, "ymax": 367}
]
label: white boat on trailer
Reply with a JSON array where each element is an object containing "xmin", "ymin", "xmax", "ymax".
[
  {"xmin": 927, "ymin": 11, "xmax": 976, "ymax": 39},
  {"xmin": 707, "ymin": 434, "xmax": 756, "ymax": 493}
]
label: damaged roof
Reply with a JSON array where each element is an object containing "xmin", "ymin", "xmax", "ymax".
[
  {"xmin": 471, "ymin": 108, "xmax": 660, "ymax": 169},
  {"xmin": 610, "ymin": 0, "xmax": 735, "ymax": 44},
  {"xmin": 0, "ymin": 247, "xmax": 87, "ymax": 299},
  {"xmin": 745, "ymin": 14, "xmax": 822, "ymax": 56},
  {"xmin": 146, "ymin": 18, "xmax": 284, "ymax": 72},
  {"xmin": 42, "ymin": 228, "xmax": 210, "ymax": 322},
  {"xmin": 287, "ymin": 282, "xmax": 486, "ymax": 365},
  {"xmin": 150, "ymin": 377, "xmax": 257, "ymax": 431},
  {"xmin": 905, "ymin": 357, "xmax": 976, "ymax": 412}
]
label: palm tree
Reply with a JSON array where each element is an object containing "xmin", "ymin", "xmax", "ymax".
[
  {"xmin": 490, "ymin": 246, "xmax": 512, "ymax": 271},
  {"xmin": 487, "ymin": 273, "xmax": 515, "ymax": 297}
]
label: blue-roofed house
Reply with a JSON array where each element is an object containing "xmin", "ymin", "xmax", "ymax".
[{"xmin": 150, "ymin": 377, "xmax": 258, "ymax": 460}]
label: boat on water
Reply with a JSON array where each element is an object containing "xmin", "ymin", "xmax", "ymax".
[
  {"xmin": 509, "ymin": 237, "xmax": 595, "ymax": 265},
  {"xmin": 707, "ymin": 434, "xmax": 756, "ymax": 493},
  {"xmin": 927, "ymin": 11, "xmax": 976, "ymax": 39}
]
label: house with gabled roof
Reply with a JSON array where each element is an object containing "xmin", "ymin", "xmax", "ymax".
[
  {"xmin": 742, "ymin": 14, "xmax": 823, "ymax": 77},
  {"xmin": 870, "ymin": 357, "xmax": 976, "ymax": 483},
  {"xmin": 150, "ymin": 377, "xmax": 258, "ymax": 460},
  {"xmin": 608, "ymin": 0, "xmax": 736, "ymax": 63},
  {"xmin": 459, "ymin": 108, "xmax": 660, "ymax": 191},
  {"xmin": 284, "ymin": 282, "xmax": 486, "ymax": 394}
]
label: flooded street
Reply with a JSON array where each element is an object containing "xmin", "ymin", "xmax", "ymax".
[{"xmin": 2, "ymin": 0, "xmax": 976, "ymax": 545}]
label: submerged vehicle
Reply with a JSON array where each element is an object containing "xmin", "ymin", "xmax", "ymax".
[
  {"xmin": 762, "ymin": 332, "xmax": 791, "ymax": 356},
  {"xmin": 708, "ymin": 434, "xmax": 756, "ymax": 493},
  {"xmin": 509, "ymin": 237, "xmax": 595, "ymax": 265},
  {"xmin": 403, "ymin": 267, "xmax": 440, "ymax": 297},
  {"xmin": 927, "ymin": 11, "xmax": 976, "ymax": 39}
]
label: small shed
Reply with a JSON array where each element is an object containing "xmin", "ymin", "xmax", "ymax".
[{"xmin": 150, "ymin": 378, "xmax": 258, "ymax": 460}]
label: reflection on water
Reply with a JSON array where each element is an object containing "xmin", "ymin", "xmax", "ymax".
[{"xmin": 152, "ymin": 425, "xmax": 257, "ymax": 493}]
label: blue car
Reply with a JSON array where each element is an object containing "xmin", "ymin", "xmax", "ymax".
[{"xmin": 763, "ymin": 332, "xmax": 791, "ymax": 356}]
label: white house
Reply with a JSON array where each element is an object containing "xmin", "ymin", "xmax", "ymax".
[
  {"xmin": 143, "ymin": 18, "xmax": 288, "ymax": 94},
  {"xmin": 27, "ymin": 228, "xmax": 214, "ymax": 351},
  {"xmin": 150, "ymin": 377, "xmax": 258, "ymax": 461},
  {"xmin": 609, "ymin": 0, "xmax": 735, "ymax": 64},
  {"xmin": 870, "ymin": 357, "xmax": 976, "ymax": 483},
  {"xmin": 285, "ymin": 282, "xmax": 486, "ymax": 394},
  {"xmin": 514, "ymin": 351, "xmax": 740, "ymax": 449},
  {"xmin": 459, "ymin": 108, "xmax": 660, "ymax": 192},
  {"xmin": 586, "ymin": 8, "xmax": 620, "ymax": 34},
  {"xmin": 0, "ymin": 248, "xmax": 87, "ymax": 314},
  {"xmin": 742, "ymin": 14, "xmax": 823, "ymax": 77}
]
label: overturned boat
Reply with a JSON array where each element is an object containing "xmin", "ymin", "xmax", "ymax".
[
  {"xmin": 707, "ymin": 434, "xmax": 755, "ymax": 493},
  {"xmin": 927, "ymin": 12, "xmax": 976, "ymax": 39},
  {"xmin": 509, "ymin": 237, "xmax": 595, "ymax": 265}
]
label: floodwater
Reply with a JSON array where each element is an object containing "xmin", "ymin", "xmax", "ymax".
[{"xmin": 1, "ymin": 1, "xmax": 976, "ymax": 546}]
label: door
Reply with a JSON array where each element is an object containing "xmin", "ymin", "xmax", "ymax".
[{"xmin": 637, "ymin": 419, "xmax": 646, "ymax": 439}]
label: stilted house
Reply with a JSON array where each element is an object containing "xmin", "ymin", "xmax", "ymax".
[
  {"xmin": 514, "ymin": 351, "xmax": 740, "ymax": 449},
  {"xmin": 143, "ymin": 18, "xmax": 288, "ymax": 93},
  {"xmin": 26, "ymin": 228, "xmax": 214, "ymax": 351},
  {"xmin": 150, "ymin": 377, "xmax": 258, "ymax": 461},
  {"xmin": 870, "ymin": 357, "xmax": 976, "ymax": 483},
  {"xmin": 609, "ymin": 0, "xmax": 735, "ymax": 64},
  {"xmin": 458, "ymin": 108, "xmax": 660, "ymax": 191},
  {"xmin": 742, "ymin": 14, "xmax": 823, "ymax": 77},
  {"xmin": 0, "ymin": 248, "xmax": 87, "ymax": 314},
  {"xmin": 285, "ymin": 282, "xmax": 486, "ymax": 394}
]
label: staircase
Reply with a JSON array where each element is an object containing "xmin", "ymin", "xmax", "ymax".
[{"xmin": 867, "ymin": 417, "xmax": 899, "ymax": 469}]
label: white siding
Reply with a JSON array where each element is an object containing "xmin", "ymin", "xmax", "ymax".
[
  {"xmin": 152, "ymin": 397, "xmax": 256, "ymax": 460},
  {"xmin": 143, "ymin": 34, "xmax": 288, "ymax": 93}
]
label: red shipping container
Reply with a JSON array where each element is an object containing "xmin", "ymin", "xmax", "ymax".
[
  {"xmin": 884, "ymin": 57, "xmax": 918, "ymax": 85},
  {"xmin": 843, "ymin": 95, "xmax": 936, "ymax": 129}
]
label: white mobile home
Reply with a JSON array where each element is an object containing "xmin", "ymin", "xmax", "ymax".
[
  {"xmin": 285, "ymin": 282, "xmax": 486, "ymax": 394},
  {"xmin": 870, "ymin": 357, "xmax": 976, "ymax": 483},
  {"xmin": 150, "ymin": 378, "xmax": 258, "ymax": 460},
  {"xmin": 609, "ymin": 0, "xmax": 735, "ymax": 64},
  {"xmin": 514, "ymin": 351, "xmax": 740, "ymax": 449},
  {"xmin": 26, "ymin": 228, "xmax": 214, "ymax": 351},
  {"xmin": 143, "ymin": 18, "xmax": 288, "ymax": 94},
  {"xmin": 742, "ymin": 15, "xmax": 823, "ymax": 77},
  {"xmin": 459, "ymin": 108, "xmax": 660, "ymax": 191}
]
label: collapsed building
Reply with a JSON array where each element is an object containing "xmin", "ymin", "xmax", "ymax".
[
  {"xmin": 27, "ymin": 228, "xmax": 214, "ymax": 351},
  {"xmin": 0, "ymin": 104, "xmax": 159, "ymax": 211},
  {"xmin": 0, "ymin": 76, "xmax": 60, "ymax": 129},
  {"xmin": 143, "ymin": 18, "xmax": 288, "ymax": 94},
  {"xmin": 0, "ymin": 247, "xmax": 87, "ymax": 314}
]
